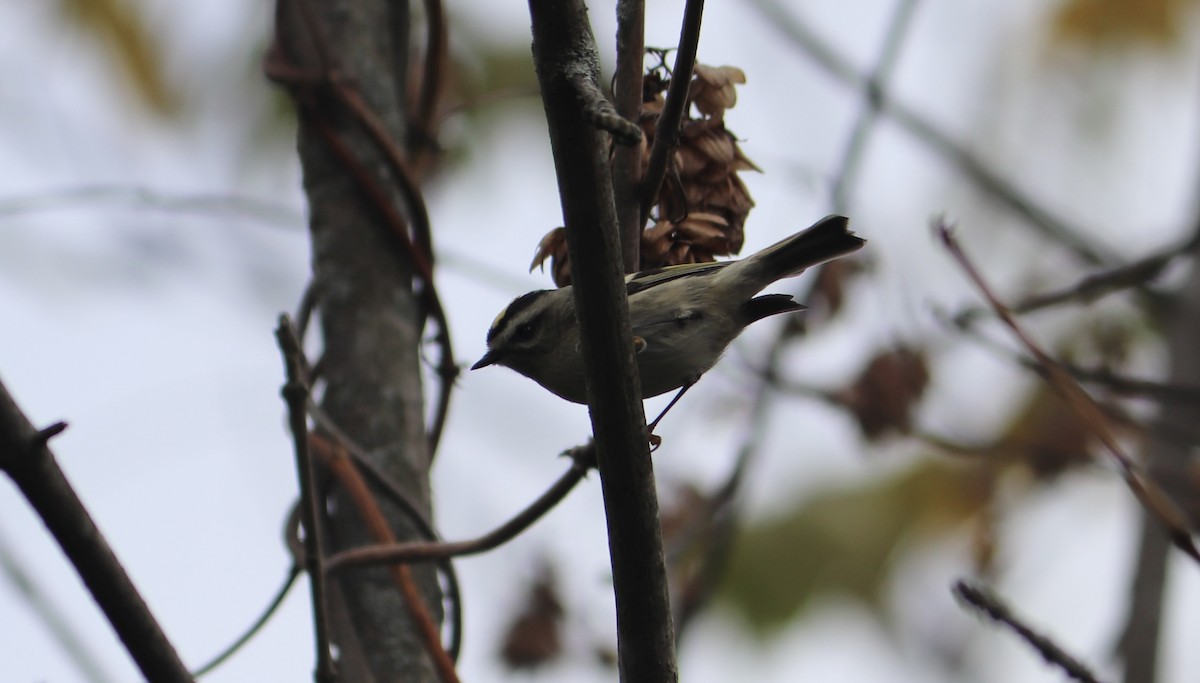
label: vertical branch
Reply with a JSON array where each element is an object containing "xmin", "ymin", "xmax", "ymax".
[
  {"xmin": 612, "ymin": 0, "xmax": 645, "ymax": 272},
  {"xmin": 528, "ymin": 1, "xmax": 678, "ymax": 681},
  {"xmin": 1120, "ymin": 212, "xmax": 1200, "ymax": 683},
  {"xmin": 0, "ymin": 388, "xmax": 193, "ymax": 683},
  {"xmin": 639, "ymin": 0, "xmax": 705, "ymax": 225},
  {"xmin": 275, "ymin": 318, "xmax": 337, "ymax": 682}
]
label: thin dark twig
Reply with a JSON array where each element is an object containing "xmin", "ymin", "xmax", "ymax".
[
  {"xmin": 830, "ymin": 0, "xmax": 921, "ymax": 213},
  {"xmin": 192, "ymin": 566, "xmax": 302, "ymax": 678},
  {"xmin": 753, "ymin": 0, "xmax": 1116, "ymax": 266},
  {"xmin": 325, "ymin": 445, "xmax": 594, "ymax": 571},
  {"xmin": 307, "ymin": 436, "xmax": 460, "ymax": 683},
  {"xmin": 954, "ymin": 580, "xmax": 1107, "ymax": 683},
  {"xmin": 937, "ymin": 308, "xmax": 1200, "ymax": 404},
  {"xmin": 937, "ymin": 222, "xmax": 1200, "ymax": 563},
  {"xmin": 0, "ymin": 185, "xmax": 302, "ymax": 227},
  {"xmin": 301, "ymin": 111, "xmax": 458, "ymax": 455},
  {"xmin": 274, "ymin": 315, "xmax": 337, "ymax": 683},
  {"xmin": 302, "ymin": 401, "xmax": 464, "ymax": 661},
  {"xmin": 640, "ymin": 0, "xmax": 705, "ymax": 224},
  {"xmin": 612, "ymin": 0, "xmax": 646, "ymax": 272},
  {"xmin": 956, "ymin": 230, "xmax": 1198, "ymax": 324}
]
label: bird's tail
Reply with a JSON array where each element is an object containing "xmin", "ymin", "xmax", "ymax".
[{"xmin": 726, "ymin": 215, "xmax": 865, "ymax": 292}]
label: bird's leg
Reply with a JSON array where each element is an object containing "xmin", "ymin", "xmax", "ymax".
[{"xmin": 646, "ymin": 379, "xmax": 696, "ymax": 449}]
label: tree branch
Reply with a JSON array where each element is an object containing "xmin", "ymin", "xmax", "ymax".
[
  {"xmin": 639, "ymin": 0, "xmax": 705, "ymax": 225},
  {"xmin": 275, "ymin": 316, "xmax": 337, "ymax": 682},
  {"xmin": 938, "ymin": 221, "xmax": 1200, "ymax": 563},
  {"xmin": 0, "ymin": 381, "xmax": 193, "ymax": 683},
  {"xmin": 612, "ymin": 0, "xmax": 646, "ymax": 272},
  {"xmin": 324, "ymin": 445, "xmax": 593, "ymax": 571},
  {"xmin": 755, "ymin": 0, "xmax": 1116, "ymax": 266},
  {"xmin": 528, "ymin": 0, "xmax": 679, "ymax": 680},
  {"xmin": 954, "ymin": 580, "xmax": 1106, "ymax": 683}
]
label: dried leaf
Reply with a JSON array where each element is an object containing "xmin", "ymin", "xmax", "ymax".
[
  {"xmin": 839, "ymin": 347, "xmax": 931, "ymax": 440},
  {"xmin": 691, "ymin": 65, "xmax": 746, "ymax": 118},
  {"xmin": 499, "ymin": 568, "xmax": 564, "ymax": 670}
]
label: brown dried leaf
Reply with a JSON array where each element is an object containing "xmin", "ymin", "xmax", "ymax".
[
  {"xmin": 688, "ymin": 128, "xmax": 737, "ymax": 167},
  {"xmin": 839, "ymin": 347, "xmax": 931, "ymax": 441},
  {"xmin": 499, "ymin": 568, "xmax": 564, "ymax": 671},
  {"xmin": 691, "ymin": 64, "xmax": 746, "ymax": 118}
]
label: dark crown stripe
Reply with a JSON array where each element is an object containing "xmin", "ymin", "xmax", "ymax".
[{"xmin": 487, "ymin": 289, "xmax": 550, "ymax": 343}]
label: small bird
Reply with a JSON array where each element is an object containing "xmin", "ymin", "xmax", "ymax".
[{"xmin": 472, "ymin": 214, "xmax": 865, "ymax": 406}]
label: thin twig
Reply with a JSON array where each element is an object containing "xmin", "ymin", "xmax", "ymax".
[
  {"xmin": 639, "ymin": 0, "xmax": 705, "ymax": 224},
  {"xmin": 192, "ymin": 566, "xmax": 302, "ymax": 678},
  {"xmin": 307, "ymin": 435, "xmax": 460, "ymax": 683},
  {"xmin": 299, "ymin": 110, "xmax": 459, "ymax": 456},
  {"xmin": 325, "ymin": 445, "xmax": 594, "ymax": 571},
  {"xmin": 274, "ymin": 316, "xmax": 337, "ymax": 683},
  {"xmin": 954, "ymin": 580, "xmax": 1107, "ymax": 683},
  {"xmin": 0, "ymin": 185, "xmax": 302, "ymax": 227},
  {"xmin": 829, "ymin": 0, "xmax": 921, "ymax": 213},
  {"xmin": 302, "ymin": 401, "xmax": 464, "ymax": 661},
  {"xmin": 953, "ymin": 229, "xmax": 1198, "ymax": 324},
  {"xmin": 939, "ymin": 309, "xmax": 1200, "ymax": 404},
  {"xmin": 753, "ymin": 0, "xmax": 1116, "ymax": 266},
  {"xmin": 937, "ymin": 221, "xmax": 1200, "ymax": 563},
  {"xmin": 278, "ymin": 406, "xmax": 466, "ymax": 662}
]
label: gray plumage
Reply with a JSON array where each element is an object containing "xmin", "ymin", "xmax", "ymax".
[{"xmin": 473, "ymin": 214, "xmax": 865, "ymax": 403}]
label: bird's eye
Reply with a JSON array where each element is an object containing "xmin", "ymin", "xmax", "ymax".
[{"xmin": 514, "ymin": 321, "xmax": 536, "ymax": 341}]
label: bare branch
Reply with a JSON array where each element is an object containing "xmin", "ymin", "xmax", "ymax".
[
  {"xmin": 954, "ymin": 580, "xmax": 1107, "ymax": 683},
  {"xmin": 755, "ymin": 0, "xmax": 1116, "ymax": 265},
  {"xmin": 640, "ymin": 0, "xmax": 705, "ymax": 225},
  {"xmin": 829, "ymin": 0, "xmax": 920, "ymax": 213},
  {"xmin": 325, "ymin": 445, "xmax": 593, "ymax": 571},
  {"xmin": 274, "ymin": 316, "xmax": 338, "ymax": 682},
  {"xmin": 192, "ymin": 566, "xmax": 302, "ymax": 678},
  {"xmin": 938, "ymin": 221, "xmax": 1200, "ymax": 563},
  {"xmin": 0, "ymin": 380, "xmax": 194, "ymax": 683},
  {"xmin": 308, "ymin": 434, "xmax": 460, "ymax": 683}
]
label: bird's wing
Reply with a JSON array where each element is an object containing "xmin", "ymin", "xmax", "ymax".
[{"xmin": 625, "ymin": 261, "xmax": 728, "ymax": 296}]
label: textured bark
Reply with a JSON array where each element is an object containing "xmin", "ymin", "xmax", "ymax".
[{"xmin": 277, "ymin": 0, "xmax": 442, "ymax": 680}]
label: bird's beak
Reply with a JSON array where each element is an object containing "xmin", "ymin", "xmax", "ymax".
[{"xmin": 471, "ymin": 350, "xmax": 499, "ymax": 370}]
